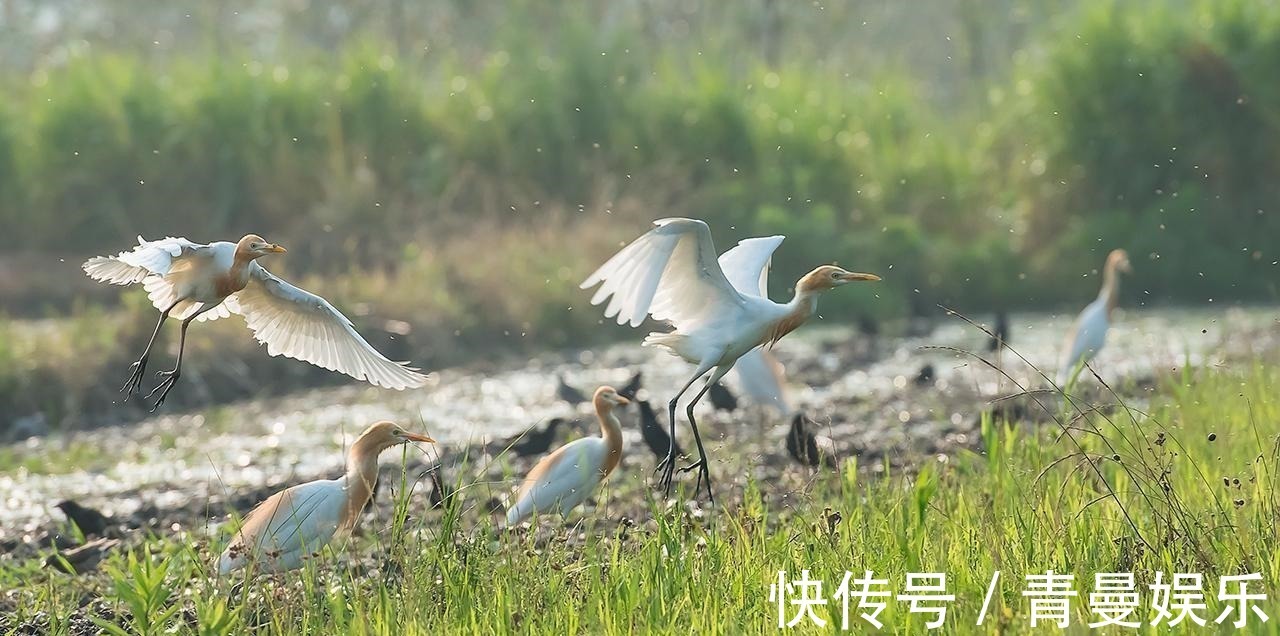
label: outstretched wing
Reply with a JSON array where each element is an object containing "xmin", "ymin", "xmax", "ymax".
[
  {"xmin": 717, "ymin": 235, "xmax": 785, "ymax": 298},
  {"xmin": 732, "ymin": 348, "xmax": 792, "ymax": 414},
  {"xmin": 580, "ymin": 218, "xmax": 747, "ymax": 329},
  {"xmin": 228, "ymin": 263, "xmax": 429, "ymax": 390},
  {"xmin": 83, "ymin": 236, "xmax": 229, "ymax": 321}
]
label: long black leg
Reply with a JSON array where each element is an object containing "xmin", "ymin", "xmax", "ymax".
[
  {"xmin": 656, "ymin": 364, "xmax": 713, "ymax": 497},
  {"xmin": 145, "ymin": 304, "xmax": 215, "ymax": 411},
  {"xmin": 121, "ymin": 302, "xmax": 179, "ymax": 399},
  {"xmin": 678, "ymin": 366, "xmax": 729, "ymax": 504}
]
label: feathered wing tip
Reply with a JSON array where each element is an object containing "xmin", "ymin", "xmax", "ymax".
[{"xmin": 82, "ymin": 256, "xmax": 147, "ymax": 285}]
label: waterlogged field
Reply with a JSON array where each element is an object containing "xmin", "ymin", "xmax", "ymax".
[{"xmin": 0, "ymin": 307, "xmax": 1276, "ymax": 633}]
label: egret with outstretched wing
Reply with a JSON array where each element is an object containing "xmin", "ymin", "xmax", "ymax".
[
  {"xmin": 580, "ymin": 218, "xmax": 879, "ymax": 501},
  {"xmin": 84, "ymin": 234, "xmax": 429, "ymax": 409}
]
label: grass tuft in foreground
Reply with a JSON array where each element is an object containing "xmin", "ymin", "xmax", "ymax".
[{"xmin": 2, "ymin": 363, "xmax": 1277, "ymax": 633}]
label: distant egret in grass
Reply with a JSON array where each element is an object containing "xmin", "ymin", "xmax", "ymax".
[
  {"xmin": 580, "ymin": 218, "xmax": 879, "ymax": 501},
  {"xmin": 1057, "ymin": 249, "xmax": 1132, "ymax": 385},
  {"xmin": 84, "ymin": 235, "xmax": 428, "ymax": 410},
  {"xmin": 505, "ymin": 387, "xmax": 628, "ymax": 527},
  {"xmin": 218, "ymin": 421, "xmax": 434, "ymax": 575}
]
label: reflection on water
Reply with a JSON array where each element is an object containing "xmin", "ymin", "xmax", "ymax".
[{"xmin": 0, "ymin": 306, "xmax": 1275, "ymax": 529}]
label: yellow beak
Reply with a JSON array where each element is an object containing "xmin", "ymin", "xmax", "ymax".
[
  {"xmin": 403, "ymin": 432, "xmax": 436, "ymax": 444},
  {"xmin": 839, "ymin": 272, "xmax": 881, "ymax": 282},
  {"xmin": 267, "ymin": 244, "xmax": 287, "ymax": 253},
  {"xmin": 615, "ymin": 395, "xmax": 631, "ymax": 406}
]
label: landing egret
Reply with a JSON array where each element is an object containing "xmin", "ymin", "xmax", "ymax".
[
  {"xmin": 84, "ymin": 234, "xmax": 428, "ymax": 410},
  {"xmin": 218, "ymin": 421, "xmax": 434, "ymax": 575},
  {"xmin": 580, "ymin": 218, "xmax": 879, "ymax": 500},
  {"xmin": 505, "ymin": 386, "xmax": 628, "ymax": 527},
  {"xmin": 1057, "ymin": 249, "xmax": 1132, "ymax": 384}
]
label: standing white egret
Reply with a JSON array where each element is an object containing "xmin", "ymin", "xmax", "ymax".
[
  {"xmin": 580, "ymin": 218, "xmax": 880, "ymax": 500},
  {"xmin": 218, "ymin": 421, "xmax": 435, "ymax": 575},
  {"xmin": 1057, "ymin": 249, "xmax": 1132, "ymax": 384},
  {"xmin": 83, "ymin": 234, "xmax": 429, "ymax": 410},
  {"xmin": 505, "ymin": 386, "xmax": 628, "ymax": 526}
]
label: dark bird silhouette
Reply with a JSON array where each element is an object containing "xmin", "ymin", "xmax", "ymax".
[
  {"xmin": 988, "ymin": 311, "xmax": 1010, "ymax": 352},
  {"xmin": 707, "ymin": 382, "xmax": 738, "ymax": 412},
  {"xmin": 508, "ymin": 417, "xmax": 569, "ymax": 457},
  {"xmin": 637, "ymin": 400, "xmax": 684, "ymax": 461},
  {"xmin": 54, "ymin": 500, "xmax": 111, "ymax": 537},
  {"xmin": 786, "ymin": 413, "xmax": 832, "ymax": 467},
  {"xmin": 618, "ymin": 371, "xmax": 643, "ymax": 402},
  {"xmin": 914, "ymin": 364, "xmax": 935, "ymax": 387},
  {"xmin": 45, "ymin": 537, "xmax": 121, "ymax": 574},
  {"xmin": 556, "ymin": 374, "xmax": 587, "ymax": 406},
  {"xmin": 427, "ymin": 467, "xmax": 454, "ymax": 509}
]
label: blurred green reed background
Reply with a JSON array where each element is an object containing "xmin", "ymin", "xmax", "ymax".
[{"xmin": 0, "ymin": 0, "xmax": 1276, "ymax": 424}]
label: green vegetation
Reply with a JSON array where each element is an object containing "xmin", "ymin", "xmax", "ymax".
[{"xmin": 3, "ymin": 363, "xmax": 1277, "ymax": 633}]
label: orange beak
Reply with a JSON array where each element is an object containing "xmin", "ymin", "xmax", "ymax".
[
  {"xmin": 615, "ymin": 395, "xmax": 631, "ymax": 406},
  {"xmin": 839, "ymin": 272, "xmax": 881, "ymax": 282},
  {"xmin": 267, "ymin": 243, "xmax": 287, "ymax": 254},
  {"xmin": 402, "ymin": 432, "xmax": 436, "ymax": 444}
]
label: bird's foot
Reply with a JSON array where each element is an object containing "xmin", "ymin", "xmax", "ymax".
[
  {"xmin": 119, "ymin": 358, "xmax": 149, "ymax": 398},
  {"xmin": 679, "ymin": 459, "xmax": 714, "ymax": 504},
  {"xmin": 145, "ymin": 369, "xmax": 181, "ymax": 412},
  {"xmin": 655, "ymin": 454, "xmax": 678, "ymax": 497}
]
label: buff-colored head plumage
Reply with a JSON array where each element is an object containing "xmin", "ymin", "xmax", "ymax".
[
  {"xmin": 1106, "ymin": 249, "xmax": 1132, "ymax": 275},
  {"xmin": 797, "ymin": 265, "xmax": 881, "ymax": 293},
  {"xmin": 235, "ymin": 234, "xmax": 287, "ymax": 260}
]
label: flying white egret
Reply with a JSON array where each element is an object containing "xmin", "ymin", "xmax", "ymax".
[
  {"xmin": 1057, "ymin": 249, "xmax": 1132, "ymax": 384},
  {"xmin": 505, "ymin": 386, "xmax": 628, "ymax": 527},
  {"xmin": 580, "ymin": 218, "xmax": 879, "ymax": 501},
  {"xmin": 83, "ymin": 234, "xmax": 429, "ymax": 410},
  {"xmin": 218, "ymin": 420, "xmax": 434, "ymax": 575}
]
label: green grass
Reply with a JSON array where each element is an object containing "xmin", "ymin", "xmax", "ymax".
[{"xmin": 2, "ymin": 363, "xmax": 1277, "ymax": 633}]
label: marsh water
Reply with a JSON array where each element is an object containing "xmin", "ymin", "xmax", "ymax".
[{"xmin": 1, "ymin": 305, "xmax": 1276, "ymax": 541}]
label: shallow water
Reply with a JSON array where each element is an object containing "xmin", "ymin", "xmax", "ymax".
[{"xmin": 0, "ymin": 305, "xmax": 1275, "ymax": 534}]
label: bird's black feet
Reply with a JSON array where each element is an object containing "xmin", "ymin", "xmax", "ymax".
[
  {"xmin": 679, "ymin": 458, "xmax": 714, "ymax": 504},
  {"xmin": 145, "ymin": 369, "xmax": 181, "ymax": 412},
  {"xmin": 119, "ymin": 357, "xmax": 150, "ymax": 398},
  {"xmin": 655, "ymin": 453, "xmax": 678, "ymax": 497}
]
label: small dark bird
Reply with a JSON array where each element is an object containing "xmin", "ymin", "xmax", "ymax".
[
  {"xmin": 54, "ymin": 500, "xmax": 111, "ymax": 537},
  {"xmin": 914, "ymin": 364, "xmax": 935, "ymax": 386},
  {"xmin": 786, "ymin": 413, "xmax": 827, "ymax": 467},
  {"xmin": 988, "ymin": 311, "xmax": 1010, "ymax": 353},
  {"xmin": 637, "ymin": 400, "xmax": 684, "ymax": 461},
  {"xmin": 708, "ymin": 382, "xmax": 738, "ymax": 412},
  {"xmin": 508, "ymin": 417, "xmax": 568, "ymax": 457},
  {"xmin": 45, "ymin": 537, "xmax": 121, "ymax": 574},
  {"xmin": 427, "ymin": 467, "xmax": 454, "ymax": 509},
  {"xmin": 618, "ymin": 371, "xmax": 643, "ymax": 402},
  {"xmin": 856, "ymin": 314, "xmax": 880, "ymax": 337},
  {"xmin": 556, "ymin": 374, "xmax": 587, "ymax": 406}
]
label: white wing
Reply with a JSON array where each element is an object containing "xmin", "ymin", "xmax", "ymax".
[
  {"xmin": 733, "ymin": 348, "xmax": 792, "ymax": 414},
  {"xmin": 83, "ymin": 236, "xmax": 230, "ymax": 321},
  {"xmin": 580, "ymin": 218, "xmax": 748, "ymax": 329},
  {"xmin": 717, "ymin": 235, "xmax": 785, "ymax": 297},
  {"xmin": 505, "ymin": 437, "xmax": 607, "ymax": 525},
  {"xmin": 219, "ymin": 479, "xmax": 346, "ymax": 574},
  {"xmin": 228, "ymin": 263, "xmax": 429, "ymax": 390},
  {"xmin": 1058, "ymin": 299, "xmax": 1109, "ymax": 382}
]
